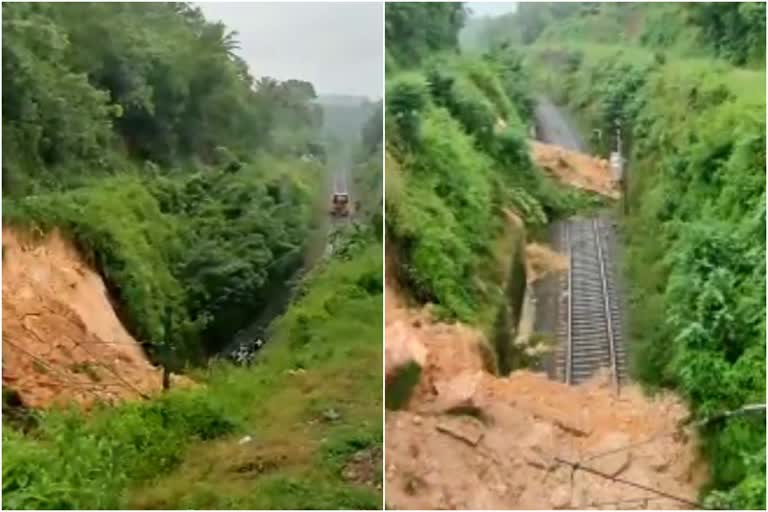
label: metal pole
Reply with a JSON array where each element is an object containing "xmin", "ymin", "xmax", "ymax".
[{"xmin": 592, "ymin": 218, "xmax": 619, "ymax": 394}]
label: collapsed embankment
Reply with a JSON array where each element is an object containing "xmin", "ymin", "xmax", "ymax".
[
  {"xmin": 385, "ymin": 137, "xmax": 705, "ymax": 509},
  {"xmin": 2, "ymin": 226, "xmax": 170, "ymax": 408},
  {"xmin": 385, "ymin": 285, "xmax": 706, "ymax": 510}
]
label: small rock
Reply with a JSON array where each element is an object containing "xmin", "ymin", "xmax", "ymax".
[
  {"xmin": 549, "ymin": 485, "xmax": 571, "ymax": 509},
  {"xmin": 322, "ymin": 408, "xmax": 341, "ymax": 422},
  {"xmin": 412, "ymin": 415, "xmax": 423, "ymax": 425},
  {"xmin": 433, "ymin": 371, "xmax": 482, "ymax": 411},
  {"xmin": 522, "ymin": 447, "xmax": 555, "ymax": 471},
  {"xmin": 238, "ymin": 435, "xmax": 253, "ymax": 445},
  {"xmin": 646, "ymin": 443, "xmax": 672, "ymax": 472},
  {"xmin": 435, "ymin": 417, "xmax": 485, "ymax": 446},
  {"xmin": 588, "ymin": 432, "xmax": 632, "ymax": 477}
]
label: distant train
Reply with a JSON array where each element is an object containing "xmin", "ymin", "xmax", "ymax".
[{"xmin": 330, "ymin": 192, "xmax": 350, "ymax": 217}]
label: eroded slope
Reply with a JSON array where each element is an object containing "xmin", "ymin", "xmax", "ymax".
[
  {"xmin": 2, "ymin": 227, "xmax": 165, "ymax": 407},
  {"xmin": 385, "ymin": 285, "xmax": 706, "ymax": 510}
]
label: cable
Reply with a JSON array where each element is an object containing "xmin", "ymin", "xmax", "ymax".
[
  {"xmin": 586, "ymin": 495, "xmax": 667, "ymax": 509},
  {"xmin": 13, "ymin": 319, "xmax": 153, "ymax": 400},
  {"xmin": 67, "ymin": 338, "xmax": 152, "ymax": 400},
  {"xmin": 3, "ymin": 337, "xmax": 150, "ymax": 401},
  {"xmin": 580, "ymin": 430, "xmax": 679, "ymax": 464},
  {"xmin": 3, "ymin": 338, "xmax": 115, "ymax": 402},
  {"xmin": 554, "ymin": 456, "xmax": 705, "ymax": 509}
]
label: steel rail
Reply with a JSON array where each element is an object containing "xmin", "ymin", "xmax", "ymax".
[
  {"xmin": 565, "ymin": 223, "xmax": 573, "ymax": 385},
  {"xmin": 591, "ymin": 218, "xmax": 619, "ymax": 394}
]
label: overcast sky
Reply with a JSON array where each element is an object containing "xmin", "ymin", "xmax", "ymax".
[
  {"xmin": 198, "ymin": 2, "xmax": 383, "ymax": 99},
  {"xmin": 466, "ymin": 2, "xmax": 518, "ymax": 18}
]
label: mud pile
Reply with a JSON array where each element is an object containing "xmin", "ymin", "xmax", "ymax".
[
  {"xmin": 530, "ymin": 140, "xmax": 620, "ymax": 199},
  {"xmin": 385, "ymin": 286, "xmax": 706, "ymax": 510},
  {"xmin": 525, "ymin": 242, "xmax": 568, "ymax": 284},
  {"xmin": 2, "ymin": 227, "xmax": 167, "ymax": 408}
]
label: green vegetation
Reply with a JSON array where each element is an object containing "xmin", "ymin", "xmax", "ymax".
[
  {"xmin": 2, "ymin": 2, "xmax": 324, "ymax": 196},
  {"xmin": 4, "ymin": 159, "xmax": 316, "ymax": 359},
  {"xmin": 3, "ymin": 2, "xmax": 382, "ymax": 509},
  {"xmin": 3, "ymin": 243, "xmax": 383, "ymax": 509},
  {"xmin": 385, "ymin": 361, "xmax": 422, "ymax": 410},
  {"xmin": 2, "ymin": 2, "xmax": 328, "ymax": 361},
  {"xmin": 385, "ymin": 3, "xmax": 595, "ymax": 332},
  {"xmin": 498, "ymin": 3, "xmax": 766, "ymax": 508},
  {"xmin": 462, "ymin": 2, "xmax": 766, "ymax": 67}
]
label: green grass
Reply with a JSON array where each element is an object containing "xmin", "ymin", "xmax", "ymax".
[{"xmin": 2, "ymin": 242, "xmax": 383, "ymax": 510}]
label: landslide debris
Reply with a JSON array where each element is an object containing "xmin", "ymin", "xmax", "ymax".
[
  {"xmin": 2, "ymin": 227, "xmax": 174, "ymax": 408},
  {"xmin": 385, "ymin": 285, "xmax": 706, "ymax": 510},
  {"xmin": 525, "ymin": 242, "xmax": 568, "ymax": 284},
  {"xmin": 529, "ymin": 140, "xmax": 620, "ymax": 199}
]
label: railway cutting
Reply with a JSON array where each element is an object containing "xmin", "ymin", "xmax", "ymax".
[{"xmin": 554, "ymin": 214, "xmax": 628, "ymax": 390}]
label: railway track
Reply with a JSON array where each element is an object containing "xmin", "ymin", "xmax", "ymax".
[{"xmin": 556, "ymin": 215, "xmax": 627, "ymax": 391}]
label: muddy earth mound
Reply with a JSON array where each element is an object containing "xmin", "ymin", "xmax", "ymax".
[
  {"xmin": 385, "ymin": 287, "xmax": 706, "ymax": 510},
  {"xmin": 2, "ymin": 227, "xmax": 168, "ymax": 408},
  {"xmin": 530, "ymin": 140, "xmax": 620, "ymax": 199}
]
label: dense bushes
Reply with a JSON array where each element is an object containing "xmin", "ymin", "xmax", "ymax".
[
  {"xmin": 461, "ymin": 3, "xmax": 766, "ymax": 67},
  {"xmin": 2, "ymin": 392, "xmax": 237, "ymax": 509},
  {"xmin": 531, "ymin": 44, "xmax": 765, "ymax": 509},
  {"xmin": 387, "ymin": 106, "xmax": 494, "ymax": 319},
  {"xmin": 2, "ymin": 2, "xmax": 331, "ymax": 360},
  {"xmin": 386, "ymin": 11, "xmax": 588, "ymax": 322},
  {"xmin": 385, "ymin": 2, "xmax": 466, "ymax": 70},
  {"xmin": 4, "ymin": 177, "xmax": 192, "ymax": 349},
  {"xmin": 4, "ymin": 158, "xmax": 318, "ymax": 359},
  {"xmin": 2, "ymin": 2, "xmax": 322, "ymax": 197}
]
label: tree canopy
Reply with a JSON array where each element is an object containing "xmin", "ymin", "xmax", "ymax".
[{"xmin": 2, "ymin": 2, "xmax": 323, "ymax": 196}]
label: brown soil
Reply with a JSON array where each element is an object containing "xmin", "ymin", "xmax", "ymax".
[
  {"xmin": 385, "ymin": 285, "xmax": 706, "ymax": 510},
  {"xmin": 525, "ymin": 242, "xmax": 568, "ymax": 284},
  {"xmin": 342, "ymin": 446, "xmax": 383, "ymax": 490},
  {"xmin": 530, "ymin": 140, "xmax": 620, "ymax": 199},
  {"xmin": 2, "ymin": 226, "xmax": 182, "ymax": 408}
]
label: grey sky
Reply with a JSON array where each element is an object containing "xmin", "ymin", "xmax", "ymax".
[
  {"xmin": 197, "ymin": 2, "xmax": 383, "ymax": 99},
  {"xmin": 466, "ymin": 2, "xmax": 517, "ymax": 18}
]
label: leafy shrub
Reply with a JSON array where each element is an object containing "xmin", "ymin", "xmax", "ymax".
[
  {"xmin": 4, "ymin": 158, "xmax": 317, "ymax": 359},
  {"xmin": 3, "ymin": 176, "xmax": 193, "ymax": 350},
  {"xmin": 2, "ymin": 391, "xmax": 237, "ymax": 509},
  {"xmin": 388, "ymin": 106, "xmax": 495, "ymax": 319},
  {"xmin": 387, "ymin": 48, "xmax": 592, "ymax": 322},
  {"xmin": 386, "ymin": 73, "xmax": 430, "ymax": 149}
]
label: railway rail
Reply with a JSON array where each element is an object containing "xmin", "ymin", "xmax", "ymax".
[{"xmin": 556, "ymin": 215, "xmax": 627, "ymax": 391}]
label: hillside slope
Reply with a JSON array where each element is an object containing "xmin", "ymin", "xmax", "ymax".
[{"xmin": 2, "ymin": 227, "xmax": 165, "ymax": 407}]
